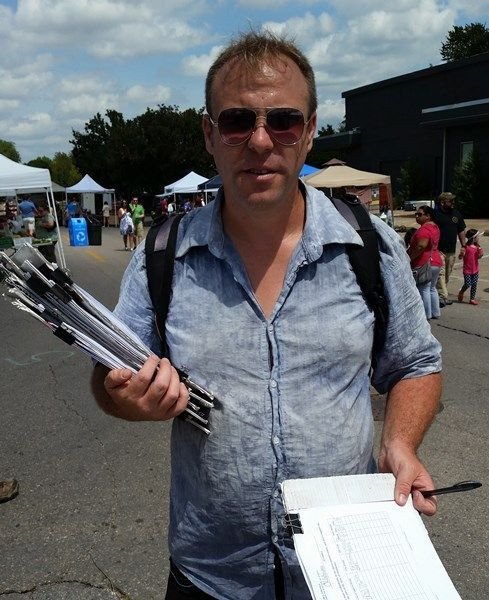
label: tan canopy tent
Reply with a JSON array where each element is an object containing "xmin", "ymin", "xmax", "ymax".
[
  {"xmin": 304, "ymin": 158, "xmax": 391, "ymax": 188},
  {"xmin": 304, "ymin": 159, "xmax": 392, "ymax": 213}
]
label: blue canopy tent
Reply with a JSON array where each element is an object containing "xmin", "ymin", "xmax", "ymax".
[
  {"xmin": 198, "ymin": 173, "xmax": 222, "ymax": 192},
  {"xmin": 299, "ymin": 163, "xmax": 319, "ymax": 178}
]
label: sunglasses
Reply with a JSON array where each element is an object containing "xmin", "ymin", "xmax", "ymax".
[
  {"xmin": 207, "ymin": 107, "xmax": 310, "ymax": 146},
  {"xmin": 415, "ymin": 212, "xmax": 426, "ymax": 217}
]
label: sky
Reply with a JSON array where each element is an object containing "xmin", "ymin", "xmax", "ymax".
[{"xmin": 1, "ymin": 0, "xmax": 488, "ymax": 163}]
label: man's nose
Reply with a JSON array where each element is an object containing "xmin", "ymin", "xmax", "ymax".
[{"xmin": 248, "ymin": 117, "xmax": 274, "ymax": 151}]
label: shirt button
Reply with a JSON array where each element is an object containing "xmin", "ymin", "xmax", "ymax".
[
  {"xmin": 273, "ymin": 436, "xmax": 280, "ymax": 446},
  {"xmin": 268, "ymin": 324, "xmax": 274, "ymax": 333},
  {"xmin": 272, "ymin": 535, "xmax": 278, "ymax": 543},
  {"xmin": 270, "ymin": 379, "xmax": 277, "ymax": 388},
  {"xmin": 273, "ymin": 489, "xmax": 279, "ymax": 498}
]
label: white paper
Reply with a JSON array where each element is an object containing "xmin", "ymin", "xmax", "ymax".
[
  {"xmin": 282, "ymin": 474, "xmax": 462, "ymax": 600},
  {"xmin": 281, "ymin": 473, "xmax": 395, "ymax": 511}
]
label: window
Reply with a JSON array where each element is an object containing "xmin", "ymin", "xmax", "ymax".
[{"xmin": 461, "ymin": 141, "xmax": 473, "ymax": 163}]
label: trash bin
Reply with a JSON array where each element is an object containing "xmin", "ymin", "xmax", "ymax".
[
  {"xmin": 86, "ymin": 216, "xmax": 102, "ymax": 246},
  {"xmin": 68, "ymin": 217, "xmax": 88, "ymax": 247}
]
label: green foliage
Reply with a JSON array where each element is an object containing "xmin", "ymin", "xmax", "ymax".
[
  {"xmin": 0, "ymin": 139, "xmax": 21, "ymax": 162},
  {"xmin": 396, "ymin": 157, "xmax": 427, "ymax": 204},
  {"xmin": 25, "ymin": 153, "xmax": 79, "ymax": 186},
  {"xmin": 441, "ymin": 22, "xmax": 489, "ymax": 61},
  {"xmin": 70, "ymin": 105, "xmax": 215, "ymax": 196},
  {"xmin": 27, "ymin": 156, "xmax": 52, "ymax": 169},
  {"xmin": 51, "ymin": 152, "xmax": 81, "ymax": 187},
  {"xmin": 336, "ymin": 117, "xmax": 347, "ymax": 133},
  {"xmin": 317, "ymin": 124, "xmax": 335, "ymax": 137},
  {"xmin": 451, "ymin": 152, "xmax": 488, "ymax": 217},
  {"xmin": 308, "ymin": 119, "xmax": 348, "ymax": 167}
]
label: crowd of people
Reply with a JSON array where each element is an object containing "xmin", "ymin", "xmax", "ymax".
[
  {"xmin": 115, "ymin": 193, "xmax": 208, "ymax": 252},
  {"xmin": 405, "ymin": 191, "xmax": 483, "ymax": 321},
  {"xmin": 117, "ymin": 196, "xmax": 145, "ymax": 251},
  {"xmin": 3, "ymin": 195, "xmax": 59, "ymax": 262}
]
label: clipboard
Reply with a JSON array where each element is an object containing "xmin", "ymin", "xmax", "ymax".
[{"xmin": 281, "ymin": 473, "xmax": 462, "ymax": 600}]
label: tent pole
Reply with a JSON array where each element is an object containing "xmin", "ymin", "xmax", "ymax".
[{"xmin": 47, "ymin": 187, "xmax": 67, "ymax": 271}]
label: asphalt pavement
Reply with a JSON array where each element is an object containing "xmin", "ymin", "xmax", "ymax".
[{"xmin": 1, "ymin": 220, "xmax": 488, "ymax": 599}]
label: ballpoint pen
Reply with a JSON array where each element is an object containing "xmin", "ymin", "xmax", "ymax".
[{"xmin": 421, "ymin": 480, "xmax": 482, "ymax": 497}]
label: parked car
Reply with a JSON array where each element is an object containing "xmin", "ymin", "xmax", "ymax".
[{"xmin": 403, "ymin": 199, "xmax": 435, "ymax": 211}]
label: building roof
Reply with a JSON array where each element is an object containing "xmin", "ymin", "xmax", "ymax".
[{"xmin": 342, "ymin": 51, "xmax": 489, "ymax": 99}]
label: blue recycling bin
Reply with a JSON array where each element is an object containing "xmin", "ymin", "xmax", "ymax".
[{"xmin": 68, "ymin": 217, "xmax": 88, "ymax": 247}]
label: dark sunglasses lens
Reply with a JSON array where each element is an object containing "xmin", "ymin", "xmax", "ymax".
[
  {"xmin": 267, "ymin": 109, "xmax": 305, "ymax": 144},
  {"xmin": 218, "ymin": 109, "xmax": 256, "ymax": 145}
]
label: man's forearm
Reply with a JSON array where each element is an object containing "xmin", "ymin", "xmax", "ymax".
[{"xmin": 380, "ymin": 373, "xmax": 442, "ymax": 457}]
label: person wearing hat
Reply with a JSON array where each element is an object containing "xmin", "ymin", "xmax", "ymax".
[{"xmin": 434, "ymin": 192, "xmax": 466, "ymax": 306}]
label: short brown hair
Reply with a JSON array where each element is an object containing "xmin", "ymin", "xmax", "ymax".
[
  {"xmin": 438, "ymin": 192, "xmax": 455, "ymax": 203},
  {"xmin": 205, "ymin": 30, "xmax": 317, "ymax": 119}
]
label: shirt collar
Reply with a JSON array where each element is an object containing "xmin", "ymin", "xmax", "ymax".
[{"xmin": 175, "ymin": 182, "xmax": 363, "ymax": 260}]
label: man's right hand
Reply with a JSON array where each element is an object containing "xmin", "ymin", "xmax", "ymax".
[{"xmin": 91, "ymin": 356, "xmax": 189, "ymax": 421}]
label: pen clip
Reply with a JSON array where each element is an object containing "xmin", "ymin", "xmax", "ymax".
[{"xmin": 421, "ymin": 480, "xmax": 482, "ymax": 497}]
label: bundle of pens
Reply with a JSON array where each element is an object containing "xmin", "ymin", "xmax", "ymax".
[{"xmin": 0, "ymin": 243, "xmax": 214, "ymax": 435}]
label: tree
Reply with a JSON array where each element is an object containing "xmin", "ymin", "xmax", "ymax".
[
  {"xmin": 317, "ymin": 124, "xmax": 335, "ymax": 137},
  {"xmin": 70, "ymin": 105, "xmax": 214, "ymax": 197},
  {"xmin": 0, "ymin": 139, "xmax": 21, "ymax": 162},
  {"xmin": 51, "ymin": 152, "xmax": 80, "ymax": 187},
  {"xmin": 451, "ymin": 152, "xmax": 488, "ymax": 217},
  {"xmin": 396, "ymin": 157, "xmax": 427, "ymax": 205},
  {"xmin": 441, "ymin": 22, "xmax": 489, "ymax": 61},
  {"xmin": 336, "ymin": 117, "xmax": 347, "ymax": 133},
  {"xmin": 27, "ymin": 156, "xmax": 52, "ymax": 170}
]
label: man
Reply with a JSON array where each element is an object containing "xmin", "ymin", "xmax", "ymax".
[
  {"xmin": 66, "ymin": 197, "xmax": 81, "ymax": 223},
  {"xmin": 434, "ymin": 192, "xmax": 466, "ymax": 306},
  {"xmin": 35, "ymin": 203, "xmax": 58, "ymax": 263},
  {"xmin": 18, "ymin": 195, "xmax": 37, "ymax": 236},
  {"xmin": 102, "ymin": 201, "xmax": 110, "ymax": 227},
  {"xmin": 91, "ymin": 31, "xmax": 441, "ymax": 599},
  {"xmin": 129, "ymin": 196, "xmax": 145, "ymax": 250}
]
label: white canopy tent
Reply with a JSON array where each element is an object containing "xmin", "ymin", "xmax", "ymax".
[
  {"xmin": 65, "ymin": 174, "xmax": 114, "ymax": 194},
  {"xmin": 65, "ymin": 174, "xmax": 115, "ymax": 215},
  {"xmin": 164, "ymin": 171, "xmax": 208, "ymax": 194},
  {"xmin": 3, "ymin": 181, "xmax": 66, "ymax": 195},
  {"xmin": 0, "ymin": 153, "xmax": 67, "ymax": 270}
]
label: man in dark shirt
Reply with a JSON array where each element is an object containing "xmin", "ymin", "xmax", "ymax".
[{"xmin": 434, "ymin": 192, "xmax": 466, "ymax": 306}]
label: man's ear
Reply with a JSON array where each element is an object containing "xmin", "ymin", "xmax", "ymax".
[
  {"xmin": 202, "ymin": 116, "xmax": 215, "ymax": 155},
  {"xmin": 305, "ymin": 112, "xmax": 317, "ymax": 152}
]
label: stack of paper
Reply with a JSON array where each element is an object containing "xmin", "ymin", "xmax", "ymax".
[
  {"xmin": 281, "ymin": 473, "xmax": 462, "ymax": 600},
  {"xmin": 0, "ymin": 242, "xmax": 214, "ymax": 435}
]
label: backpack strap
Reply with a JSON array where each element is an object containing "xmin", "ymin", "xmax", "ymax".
[
  {"xmin": 145, "ymin": 212, "xmax": 185, "ymax": 357},
  {"xmin": 330, "ymin": 195, "xmax": 388, "ymax": 360}
]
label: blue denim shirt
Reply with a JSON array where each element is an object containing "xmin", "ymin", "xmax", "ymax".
[{"xmin": 113, "ymin": 184, "xmax": 441, "ymax": 599}]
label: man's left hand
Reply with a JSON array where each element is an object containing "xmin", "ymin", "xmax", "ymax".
[{"xmin": 378, "ymin": 442, "xmax": 438, "ymax": 516}]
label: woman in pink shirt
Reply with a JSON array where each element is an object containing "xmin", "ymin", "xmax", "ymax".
[
  {"xmin": 408, "ymin": 206, "xmax": 443, "ymax": 320},
  {"xmin": 458, "ymin": 228, "xmax": 484, "ymax": 305}
]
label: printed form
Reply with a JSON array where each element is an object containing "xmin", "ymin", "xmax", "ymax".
[{"xmin": 281, "ymin": 474, "xmax": 462, "ymax": 600}]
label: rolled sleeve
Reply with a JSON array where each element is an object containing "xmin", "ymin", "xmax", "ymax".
[{"xmin": 370, "ymin": 219, "xmax": 442, "ymax": 394}]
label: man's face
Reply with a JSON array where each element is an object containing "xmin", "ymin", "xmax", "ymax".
[
  {"xmin": 441, "ymin": 198, "xmax": 454, "ymax": 211},
  {"xmin": 203, "ymin": 55, "xmax": 316, "ymax": 213}
]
